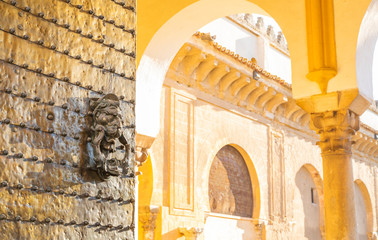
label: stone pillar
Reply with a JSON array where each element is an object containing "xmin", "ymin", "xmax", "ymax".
[
  {"xmin": 310, "ymin": 109, "xmax": 359, "ymax": 239},
  {"xmin": 178, "ymin": 227, "xmax": 203, "ymax": 240},
  {"xmin": 139, "ymin": 206, "xmax": 159, "ymax": 240}
]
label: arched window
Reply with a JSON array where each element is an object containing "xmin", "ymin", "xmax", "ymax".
[
  {"xmin": 354, "ymin": 180, "xmax": 374, "ymax": 239},
  {"xmin": 208, "ymin": 145, "xmax": 253, "ymax": 217},
  {"xmin": 294, "ymin": 165, "xmax": 324, "ymax": 240}
]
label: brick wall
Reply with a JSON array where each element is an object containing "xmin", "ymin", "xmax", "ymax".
[
  {"xmin": 208, "ymin": 145, "xmax": 253, "ymax": 218},
  {"xmin": 0, "ymin": 0, "xmax": 135, "ymax": 239}
]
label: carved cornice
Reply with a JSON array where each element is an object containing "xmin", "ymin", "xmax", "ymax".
[
  {"xmin": 178, "ymin": 227, "xmax": 203, "ymax": 240},
  {"xmin": 352, "ymin": 131, "xmax": 378, "ymax": 160},
  {"xmin": 310, "ymin": 110, "xmax": 359, "ymax": 155},
  {"xmin": 168, "ymin": 35, "xmax": 307, "ymax": 128},
  {"xmin": 167, "ymin": 35, "xmax": 378, "ymax": 160},
  {"xmin": 193, "ymin": 32, "xmax": 291, "ymax": 89}
]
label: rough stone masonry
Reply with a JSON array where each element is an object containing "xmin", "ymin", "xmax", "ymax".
[{"xmin": 0, "ymin": 0, "xmax": 136, "ymax": 239}]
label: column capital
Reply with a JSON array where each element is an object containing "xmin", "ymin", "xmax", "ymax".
[
  {"xmin": 310, "ymin": 109, "xmax": 359, "ymax": 155},
  {"xmin": 139, "ymin": 205, "xmax": 160, "ymax": 240},
  {"xmin": 179, "ymin": 227, "xmax": 203, "ymax": 240}
]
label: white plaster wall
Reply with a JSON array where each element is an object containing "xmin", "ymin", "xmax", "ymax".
[
  {"xmin": 352, "ymin": 158, "xmax": 377, "ymax": 234},
  {"xmin": 265, "ymin": 46, "xmax": 292, "ymax": 83},
  {"xmin": 356, "ymin": 0, "xmax": 378, "ymax": 101},
  {"xmin": 204, "ymin": 215, "xmax": 257, "ymax": 240},
  {"xmin": 360, "ymin": 109, "xmax": 378, "ymax": 131},
  {"xmin": 199, "ymin": 17, "xmax": 293, "ymax": 83},
  {"xmin": 199, "ymin": 18, "xmax": 259, "ymax": 61},
  {"xmin": 372, "ymin": 39, "xmax": 378, "ymax": 100},
  {"xmin": 293, "ymin": 167, "xmax": 322, "ymax": 240},
  {"xmin": 355, "ymin": 182, "xmax": 369, "ymax": 240}
]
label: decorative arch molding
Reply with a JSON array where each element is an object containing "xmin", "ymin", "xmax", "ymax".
[
  {"xmin": 136, "ymin": 0, "xmax": 273, "ymax": 138},
  {"xmin": 297, "ymin": 164, "xmax": 325, "ymax": 238},
  {"xmin": 354, "ymin": 179, "xmax": 374, "ymax": 235},
  {"xmin": 138, "ymin": 154, "xmax": 155, "ymax": 206},
  {"xmin": 137, "ymin": 0, "xmax": 372, "ymax": 139},
  {"xmin": 202, "ymin": 138, "xmax": 261, "ymax": 220},
  {"xmin": 356, "ymin": 0, "xmax": 378, "ymax": 101}
]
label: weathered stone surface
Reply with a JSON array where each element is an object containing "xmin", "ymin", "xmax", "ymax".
[{"xmin": 0, "ymin": 0, "xmax": 136, "ymax": 239}]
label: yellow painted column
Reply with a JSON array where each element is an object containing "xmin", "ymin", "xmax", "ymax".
[{"xmin": 311, "ymin": 110, "xmax": 358, "ymax": 239}]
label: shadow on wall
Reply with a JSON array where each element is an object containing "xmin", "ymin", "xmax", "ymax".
[{"xmin": 295, "ymin": 167, "xmax": 322, "ymax": 240}]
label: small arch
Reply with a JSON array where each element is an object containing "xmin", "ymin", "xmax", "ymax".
[
  {"xmin": 354, "ymin": 179, "xmax": 374, "ymax": 237},
  {"xmin": 356, "ymin": 0, "xmax": 378, "ymax": 101},
  {"xmin": 294, "ymin": 164, "xmax": 325, "ymax": 239}
]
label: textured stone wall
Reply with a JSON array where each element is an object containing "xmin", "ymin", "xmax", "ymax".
[
  {"xmin": 208, "ymin": 145, "xmax": 253, "ymax": 218},
  {"xmin": 0, "ymin": 0, "xmax": 136, "ymax": 239}
]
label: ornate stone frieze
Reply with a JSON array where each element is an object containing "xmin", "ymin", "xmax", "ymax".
[{"xmin": 88, "ymin": 94, "xmax": 131, "ymax": 180}]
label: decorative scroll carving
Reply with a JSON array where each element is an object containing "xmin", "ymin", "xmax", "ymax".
[
  {"xmin": 179, "ymin": 227, "xmax": 203, "ymax": 240},
  {"xmin": 88, "ymin": 94, "xmax": 131, "ymax": 180}
]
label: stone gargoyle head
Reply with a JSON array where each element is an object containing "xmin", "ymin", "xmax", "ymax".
[{"xmin": 89, "ymin": 94, "xmax": 130, "ymax": 180}]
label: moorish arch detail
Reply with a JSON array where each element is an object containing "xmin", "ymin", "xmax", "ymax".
[
  {"xmin": 208, "ymin": 145, "xmax": 253, "ymax": 218},
  {"xmin": 294, "ymin": 164, "xmax": 325, "ymax": 240},
  {"xmin": 354, "ymin": 179, "xmax": 374, "ymax": 239}
]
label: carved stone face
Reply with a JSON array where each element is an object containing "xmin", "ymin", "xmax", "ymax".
[
  {"xmin": 95, "ymin": 107, "xmax": 122, "ymax": 139},
  {"xmin": 89, "ymin": 94, "xmax": 130, "ymax": 180}
]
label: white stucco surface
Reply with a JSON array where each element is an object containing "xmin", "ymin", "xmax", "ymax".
[
  {"xmin": 360, "ymin": 109, "xmax": 378, "ymax": 131},
  {"xmin": 204, "ymin": 215, "xmax": 258, "ymax": 240},
  {"xmin": 199, "ymin": 17, "xmax": 292, "ymax": 83}
]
